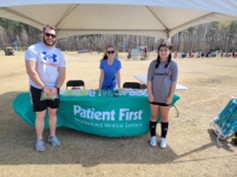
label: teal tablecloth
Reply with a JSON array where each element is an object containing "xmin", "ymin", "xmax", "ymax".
[{"xmin": 13, "ymin": 90, "xmax": 180, "ymax": 137}]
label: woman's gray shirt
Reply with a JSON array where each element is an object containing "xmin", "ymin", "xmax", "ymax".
[{"xmin": 147, "ymin": 60, "xmax": 178, "ymax": 103}]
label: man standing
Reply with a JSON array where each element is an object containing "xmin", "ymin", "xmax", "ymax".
[{"xmin": 25, "ymin": 25, "xmax": 66, "ymax": 152}]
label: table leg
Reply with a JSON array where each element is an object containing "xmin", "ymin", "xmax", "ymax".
[
  {"xmin": 233, "ymin": 132, "xmax": 237, "ymax": 145},
  {"xmin": 173, "ymin": 105, "xmax": 179, "ymax": 117}
]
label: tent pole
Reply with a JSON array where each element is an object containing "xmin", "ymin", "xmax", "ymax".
[{"xmin": 166, "ymin": 32, "xmax": 171, "ymax": 43}]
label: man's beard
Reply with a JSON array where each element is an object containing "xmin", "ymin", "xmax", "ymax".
[{"xmin": 43, "ymin": 38, "xmax": 55, "ymax": 46}]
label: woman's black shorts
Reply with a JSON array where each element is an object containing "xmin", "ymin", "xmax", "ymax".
[
  {"xmin": 149, "ymin": 101, "xmax": 170, "ymax": 107},
  {"xmin": 30, "ymin": 86, "xmax": 60, "ymax": 112}
]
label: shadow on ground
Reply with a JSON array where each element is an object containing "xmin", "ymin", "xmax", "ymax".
[{"xmin": 0, "ymin": 92, "xmax": 235, "ymax": 167}]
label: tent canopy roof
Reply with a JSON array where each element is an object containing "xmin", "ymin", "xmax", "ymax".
[{"xmin": 0, "ymin": 0, "xmax": 236, "ymax": 38}]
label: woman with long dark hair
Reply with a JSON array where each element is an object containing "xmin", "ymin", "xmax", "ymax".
[
  {"xmin": 99, "ymin": 45, "xmax": 121, "ymax": 90},
  {"xmin": 147, "ymin": 43, "xmax": 178, "ymax": 148}
]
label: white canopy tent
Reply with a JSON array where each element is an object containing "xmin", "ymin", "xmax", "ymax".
[{"xmin": 0, "ymin": 0, "xmax": 236, "ymax": 39}]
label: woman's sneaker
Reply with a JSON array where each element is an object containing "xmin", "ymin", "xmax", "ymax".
[
  {"xmin": 149, "ymin": 136, "xmax": 157, "ymax": 147},
  {"xmin": 48, "ymin": 135, "xmax": 61, "ymax": 147},
  {"xmin": 35, "ymin": 139, "xmax": 45, "ymax": 152},
  {"xmin": 160, "ymin": 138, "xmax": 167, "ymax": 149}
]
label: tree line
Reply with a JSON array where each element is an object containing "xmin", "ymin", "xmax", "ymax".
[{"xmin": 0, "ymin": 18, "xmax": 237, "ymax": 52}]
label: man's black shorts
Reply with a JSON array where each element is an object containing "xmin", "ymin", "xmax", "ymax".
[{"xmin": 30, "ymin": 86, "xmax": 60, "ymax": 112}]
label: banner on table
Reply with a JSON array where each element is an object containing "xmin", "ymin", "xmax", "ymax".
[{"xmin": 13, "ymin": 92, "xmax": 180, "ymax": 137}]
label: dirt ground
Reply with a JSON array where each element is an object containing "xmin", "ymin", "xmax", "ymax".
[{"xmin": 0, "ymin": 51, "xmax": 237, "ymax": 177}]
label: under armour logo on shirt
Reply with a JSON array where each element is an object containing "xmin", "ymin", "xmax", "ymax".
[{"xmin": 42, "ymin": 52, "xmax": 57, "ymax": 62}]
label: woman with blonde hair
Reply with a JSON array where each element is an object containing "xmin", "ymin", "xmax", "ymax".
[{"xmin": 99, "ymin": 45, "xmax": 121, "ymax": 90}]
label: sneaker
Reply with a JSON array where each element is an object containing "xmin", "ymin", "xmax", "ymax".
[
  {"xmin": 34, "ymin": 139, "xmax": 45, "ymax": 152},
  {"xmin": 48, "ymin": 135, "xmax": 61, "ymax": 147},
  {"xmin": 160, "ymin": 138, "xmax": 167, "ymax": 149},
  {"xmin": 149, "ymin": 136, "xmax": 157, "ymax": 147}
]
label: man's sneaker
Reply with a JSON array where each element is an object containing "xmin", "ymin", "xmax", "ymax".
[
  {"xmin": 149, "ymin": 136, "xmax": 157, "ymax": 147},
  {"xmin": 160, "ymin": 137, "xmax": 167, "ymax": 149},
  {"xmin": 48, "ymin": 135, "xmax": 61, "ymax": 147},
  {"xmin": 35, "ymin": 139, "xmax": 45, "ymax": 152}
]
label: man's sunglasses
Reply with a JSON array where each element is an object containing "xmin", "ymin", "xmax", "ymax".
[
  {"xmin": 45, "ymin": 33, "xmax": 56, "ymax": 38},
  {"xmin": 107, "ymin": 50, "xmax": 115, "ymax": 54}
]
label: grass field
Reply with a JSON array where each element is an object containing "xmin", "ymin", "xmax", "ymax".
[{"xmin": 0, "ymin": 51, "xmax": 237, "ymax": 177}]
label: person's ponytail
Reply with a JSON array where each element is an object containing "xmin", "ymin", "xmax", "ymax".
[
  {"xmin": 165, "ymin": 53, "xmax": 172, "ymax": 68},
  {"xmin": 155, "ymin": 56, "xmax": 160, "ymax": 68},
  {"xmin": 102, "ymin": 54, "xmax": 108, "ymax": 60}
]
